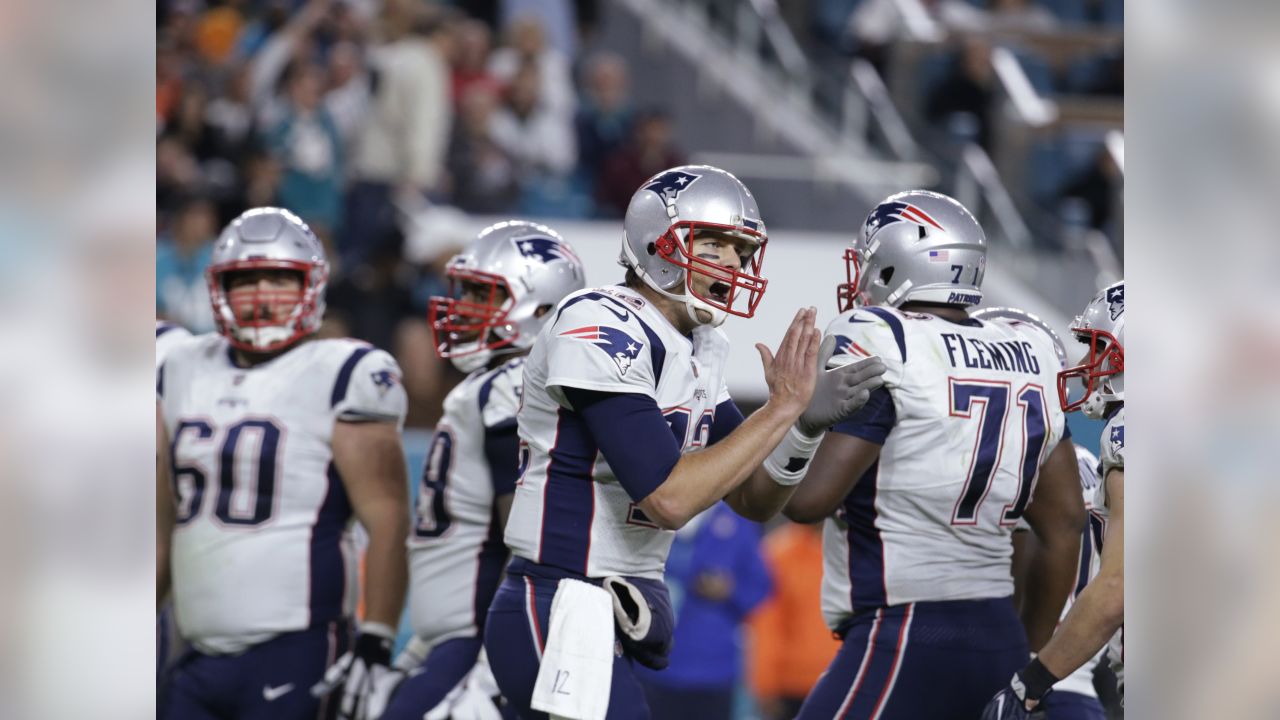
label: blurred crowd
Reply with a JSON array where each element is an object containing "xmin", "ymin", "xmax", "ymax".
[{"xmin": 156, "ymin": 0, "xmax": 693, "ymax": 425}]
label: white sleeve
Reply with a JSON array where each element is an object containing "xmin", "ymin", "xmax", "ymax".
[
  {"xmin": 821, "ymin": 308, "xmax": 907, "ymax": 387},
  {"xmin": 480, "ymin": 365, "xmax": 523, "ymax": 430},
  {"xmin": 544, "ymin": 299, "xmax": 658, "ymax": 401},
  {"xmin": 333, "ymin": 348, "xmax": 408, "ymax": 428},
  {"xmin": 1101, "ymin": 409, "xmax": 1125, "ymax": 476}
]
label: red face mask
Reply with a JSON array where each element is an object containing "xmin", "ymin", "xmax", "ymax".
[
  {"xmin": 427, "ymin": 268, "xmax": 516, "ymax": 359},
  {"xmin": 209, "ymin": 260, "xmax": 318, "ymax": 352},
  {"xmin": 1057, "ymin": 328, "xmax": 1124, "ymax": 413},
  {"xmin": 836, "ymin": 247, "xmax": 870, "ymax": 312},
  {"xmin": 652, "ymin": 221, "xmax": 767, "ymax": 318}
]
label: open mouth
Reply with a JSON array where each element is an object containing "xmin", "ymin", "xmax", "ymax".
[{"xmin": 707, "ymin": 281, "xmax": 731, "ymax": 304}]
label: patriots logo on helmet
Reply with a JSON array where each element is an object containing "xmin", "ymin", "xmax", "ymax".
[
  {"xmin": 515, "ymin": 236, "xmax": 575, "ymax": 265},
  {"xmin": 864, "ymin": 201, "xmax": 944, "ymax": 236},
  {"xmin": 1110, "ymin": 423, "xmax": 1125, "ymax": 453},
  {"xmin": 371, "ymin": 369, "xmax": 400, "ymax": 395},
  {"xmin": 644, "ymin": 170, "xmax": 700, "ymax": 203},
  {"xmin": 560, "ymin": 325, "xmax": 644, "ymax": 376},
  {"xmin": 1106, "ymin": 285, "xmax": 1125, "ymax": 321}
]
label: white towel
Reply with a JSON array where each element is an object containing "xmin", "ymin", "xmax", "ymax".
[{"xmin": 530, "ymin": 579, "xmax": 615, "ymax": 720}]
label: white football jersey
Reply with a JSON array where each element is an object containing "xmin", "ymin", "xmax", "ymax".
[
  {"xmin": 156, "ymin": 320, "xmax": 192, "ymax": 365},
  {"xmin": 159, "ymin": 334, "xmax": 406, "ymax": 654},
  {"xmin": 819, "ymin": 306, "xmax": 1068, "ymax": 629},
  {"xmin": 505, "ymin": 286, "xmax": 730, "ymax": 579},
  {"xmin": 1096, "ymin": 406, "xmax": 1125, "ymax": 685},
  {"xmin": 407, "ymin": 358, "xmax": 523, "ymax": 647}
]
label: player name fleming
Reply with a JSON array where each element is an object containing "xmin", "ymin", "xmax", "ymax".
[{"xmin": 940, "ymin": 333, "xmax": 1042, "ymax": 375}]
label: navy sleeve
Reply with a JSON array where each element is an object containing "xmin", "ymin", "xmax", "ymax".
[
  {"xmin": 561, "ymin": 387, "xmax": 682, "ymax": 503},
  {"xmin": 708, "ymin": 399, "xmax": 745, "ymax": 446},
  {"xmin": 831, "ymin": 386, "xmax": 896, "ymax": 444},
  {"xmin": 483, "ymin": 423, "xmax": 520, "ymax": 497}
]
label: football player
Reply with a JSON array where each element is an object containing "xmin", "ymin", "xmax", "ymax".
[
  {"xmin": 156, "ymin": 208, "xmax": 410, "ymax": 720},
  {"xmin": 483, "ymin": 165, "xmax": 886, "ymax": 718},
  {"xmin": 379, "ymin": 221, "xmax": 585, "ymax": 720},
  {"xmin": 784, "ymin": 191, "xmax": 1086, "ymax": 720},
  {"xmin": 982, "ymin": 280, "xmax": 1125, "ymax": 719},
  {"xmin": 157, "ymin": 320, "xmax": 192, "ymax": 365}
]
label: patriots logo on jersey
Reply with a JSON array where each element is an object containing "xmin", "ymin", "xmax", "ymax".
[
  {"xmin": 1106, "ymin": 285, "xmax": 1125, "ymax": 320},
  {"xmin": 560, "ymin": 325, "xmax": 644, "ymax": 376},
  {"xmin": 1110, "ymin": 424, "xmax": 1125, "ymax": 453},
  {"xmin": 832, "ymin": 334, "xmax": 871, "ymax": 358},
  {"xmin": 515, "ymin": 236, "xmax": 575, "ymax": 265},
  {"xmin": 644, "ymin": 170, "xmax": 700, "ymax": 202},
  {"xmin": 372, "ymin": 369, "xmax": 400, "ymax": 395},
  {"xmin": 864, "ymin": 201, "xmax": 943, "ymax": 236}
]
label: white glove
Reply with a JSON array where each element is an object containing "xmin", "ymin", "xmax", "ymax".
[
  {"xmin": 797, "ymin": 336, "xmax": 886, "ymax": 436},
  {"xmin": 424, "ymin": 650, "xmax": 504, "ymax": 720},
  {"xmin": 311, "ymin": 623, "xmax": 403, "ymax": 720}
]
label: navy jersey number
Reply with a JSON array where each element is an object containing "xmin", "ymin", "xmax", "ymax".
[
  {"xmin": 414, "ymin": 427, "xmax": 455, "ymax": 538},
  {"xmin": 948, "ymin": 381, "xmax": 1049, "ymax": 524},
  {"xmin": 663, "ymin": 407, "xmax": 714, "ymax": 450},
  {"xmin": 170, "ymin": 417, "xmax": 282, "ymax": 527}
]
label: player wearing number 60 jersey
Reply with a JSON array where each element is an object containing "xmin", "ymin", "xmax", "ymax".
[
  {"xmin": 157, "ymin": 208, "xmax": 410, "ymax": 720},
  {"xmin": 378, "ymin": 221, "xmax": 585, "ymax": 720},
  {"xmin": 785, "ymin": 191, "xmax": 1086, "ymax": 720}
]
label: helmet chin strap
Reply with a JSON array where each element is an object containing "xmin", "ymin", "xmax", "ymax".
[{"xmin": 234, "ymin": 324, "xmax": 295, "ymax": 350}]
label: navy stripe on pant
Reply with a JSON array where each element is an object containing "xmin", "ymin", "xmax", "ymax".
[
  {"xmin": 159, "ymin": 620, "xmax": 351, "ymax": 720},
  {"xmin": 797, "ymin": 598, "xmax": 1028, "ymax": 720},
  {"xmin": 484, "ymin": 573, "xmax": 652, "ymax": 720}
]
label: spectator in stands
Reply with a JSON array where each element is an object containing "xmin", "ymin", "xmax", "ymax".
[
  {"xmin": 156, "ymin": 194, "xmax": 218, "ymax": 334},
  {"xmin": 203, "ymin": 62, "xmax": 256, "ymax": 164},
  {"xmin": 987, "ymin": 0, "xmax": 1059, "ymax": 33},
  {"xmin": 595, "ymin": 109, "xmax": 685, "ymax": 218},
  {"xmin": 748, "ymin": 522, "xmax": 839, "ymax": 720},
  {"xmin": 575, "ymin": 52, "xmax": 634, "ymax": 187},
  {"xmin": 499, "ymin": 0, "xmax": 579, "ymax": 60},
  {"xmin": 324, "ymin": 40, "xmax": 372, "ymax": 147},
  {"xmin": 449, "ymin": 18, "xmax": 502, "ymax": 103},
  {"xmin": 490, "ymin": 60, "xmax": 577, "ymax": 183},
  {"xmin": 488, "ymin": 16, "xmax": 576, "ymax": 120},
  {"xmin": 446, "ymin": 84, "xmax": 521, "ymax": 214},
  {"xmin": 266, "ymin": 62, "xmax": 345, "ymax": 236},
  {"xmin": 925, "ymin": 37, "xmax": 994, "ymax": 148},
  {"xmin": 346, "ymin": 0, "xmax": 451, "ymax": 266},
  {"xmin": 1059, "ymin": 144, "xmax": 1121, "ymax": 233},
  {"xmin": 636, "ymin": 503, "xmax": 772, "ymax": 720}
]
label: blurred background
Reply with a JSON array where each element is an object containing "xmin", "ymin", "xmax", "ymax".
[{"xmin": 153, "ymin": 0, "xmax": 1124, "ymax": 717}]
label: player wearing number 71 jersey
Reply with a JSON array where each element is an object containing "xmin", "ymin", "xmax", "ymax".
[
  {"xmin": 157, "ymin": 208, "xmax": 410, "ymax": 720},
  {"xmin": 784, "ymin": 191, "xmax": 1086, "ymax": 720}
]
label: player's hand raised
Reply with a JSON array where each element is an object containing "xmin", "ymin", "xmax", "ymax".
[
  {"xmin": 796, "ymin": 335, "xmax": 886, "ymax": 436},
  {"xmin": 756, "ymin": 307, "xmax": 822, "ymax": 420}
]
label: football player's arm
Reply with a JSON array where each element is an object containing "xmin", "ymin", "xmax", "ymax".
[
  {"xmin": 333, "ymin": 419, "xmax": 410, "ymax": 629},
  {"xmin": 1035, "ymin": 468, "xmax": 1123, "ymax": 680},
  {"xmin": 156, "ymin": 402, "xmax": 174, "ymax": 608},
  {"xmin": 483, "ymin": 419, "xmax": 519, "ymax": 532},
  {"xmin": 1019, "ymin": 438, "xmax": 1087, "ymax": 651}
]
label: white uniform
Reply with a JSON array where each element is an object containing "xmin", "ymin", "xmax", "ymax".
[
  {"xmin": 407, "ymin": 358, "xmax": 523, "ymax": 647},
  {"xmin": 157, "ymin": 320, "xmax": 192, "ymax": 365},
  {"xmin": 819, "ymin": 306, "xmax": 1068, "ymax": 629},
  {"xmin": 159, "ymin": 334, "xmax": 406, "ymax": 654},
  {"xmin": 1096, "ymin": 407, "xmax": 1125, "ymax": 687},
  {"xmin": 505, "ymin": 286, "xmax": 730, "ymax": 579},
  {"xmin": 1024, "ymin": 445, "xmax": 1105, "ymax": 698}
]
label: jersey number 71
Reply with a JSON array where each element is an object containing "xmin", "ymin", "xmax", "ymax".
[{"xmin": 947, "ymin": 380, "xmax": 1050, "ymax": 525}]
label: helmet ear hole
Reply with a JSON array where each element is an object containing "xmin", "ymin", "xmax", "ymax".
[
  {"xmin": 918, "ymin": 226, "xmax": 928, "ymax": 240},
  {"xmin": 646, "ymin": 242, "xmax": 657, "ymax": 256},
  {"xmin": 878, "ymin": 267, "xmax": 895, "ymax": 286}
]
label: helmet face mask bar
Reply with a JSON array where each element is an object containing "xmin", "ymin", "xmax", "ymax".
[
  {"xmin": 206, "ymin": 208, "xmax": 329, "ymax": 354},
  {"xmin": 1057, "ymin": 328, "xmax": 1124, "ymax": 415},
  {"xmin": 427, "ymin": 266, "xmax": 519, "ymax": 361},
  {"xmin": 836, "ymin": 247, "xmax": 871, "ymax": 312},
  {"xmin": 653, "ymin": 220, "xmax": 767, "ymax": 319}
]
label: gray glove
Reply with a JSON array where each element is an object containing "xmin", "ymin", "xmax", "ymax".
[{"xmin": 797, "ymin": 335, "xmax": 886, "ymax": 436}]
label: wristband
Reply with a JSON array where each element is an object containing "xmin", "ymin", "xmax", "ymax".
[
  {"xmin": 1017, "ymin": 657, "xmax": 1060, "ymax": 701},
  {"xmin": 359, "ymin": 621, "xmax": 397, "ymax": 641},
  {"xmin": 763, "ymin": 425, "xmax": 823, "ymax": 486}
]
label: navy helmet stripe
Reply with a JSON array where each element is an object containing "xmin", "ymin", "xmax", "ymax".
[
  {"xmin": 863, "ymin": 307, "xmax": 907, "ymax": 362},
  {"xmin": 331, "ymin": 346, "xmax": 373, "ymax": 408}
]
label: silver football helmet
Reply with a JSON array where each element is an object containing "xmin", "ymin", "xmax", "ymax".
[
  {"xmin": 971, "ymin": 307, "xmax": 1067, "ymax": 369},
  {"xmin": 428, "ymin": 220, "xmax": 586, "ymax": 373},
  {"xmin": 620, "ymin": 165, "xmax": 768, "ymax": 327},
  {"xmin": 1058, "ymin": 280, "xmax": 1124, "ymax": 419},
  {"xmin": 206, "ymin": 207, "xmax": 329, "ymax": 352},
  {"xmin": 839, "ymin": 190, "xmax": 986, "ymax": 311}
]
